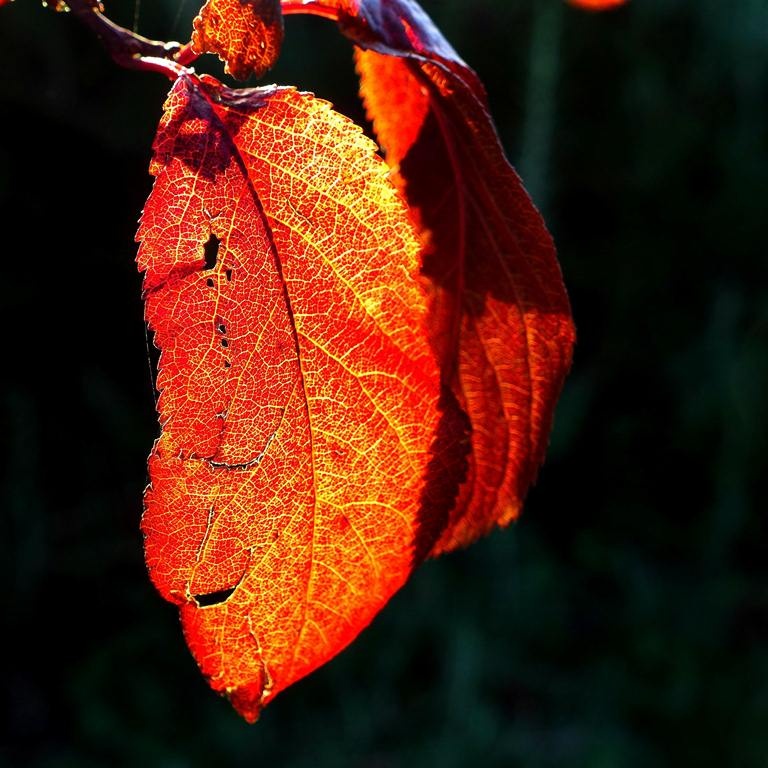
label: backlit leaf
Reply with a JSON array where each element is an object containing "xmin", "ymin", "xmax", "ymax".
[
  {"xmin": 192, "ymin": 0, "xmax": 284, "ymax": 79},
  {"xmin": 282, "ymin": 0, "xmax": 576, "ymax": 553},
  {"xmin": 137, "ymin": 73, "xmax": 464, "ymax": 721}
]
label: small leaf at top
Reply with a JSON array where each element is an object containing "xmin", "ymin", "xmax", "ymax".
[{"xmin": 192, "ymin": 0, "xmax": 284, "ymax": 79}]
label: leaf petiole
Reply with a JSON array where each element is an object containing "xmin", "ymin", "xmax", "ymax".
[{"xmin": 64, "ymin": 0, "xmax": 198, "ymax": 78}]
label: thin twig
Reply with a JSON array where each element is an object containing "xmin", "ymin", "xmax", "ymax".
[{"xmin": 65, "ymin": 0, "xmax": 198, "ymax": 79}]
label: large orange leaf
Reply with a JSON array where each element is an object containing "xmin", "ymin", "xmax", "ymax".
[
  {"xmin": 282, "ymin": 0, "xmax": 576, "ymax": 553},
  {"xmin": 137, "ymin": 73, "xmax": 464, "ymax": 721},
  {"xmin": 192, "ymin": 0, "xmax": 284, "ymax": 79}
]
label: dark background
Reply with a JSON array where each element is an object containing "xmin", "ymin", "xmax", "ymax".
[{"xmin": 1, "ymin": 0, "xmax": 767, "ymax": 765}]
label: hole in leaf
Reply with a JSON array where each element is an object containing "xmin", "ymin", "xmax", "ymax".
[
  {"xmin": 221, "ymin": 338, "xmax": 229, "ymax": 348},
  {"xmin": 206, "ymin": 277, "xmax": 215, "ymax": 288},
  {"xmin": 224, "ymin": 360, "xmax": 231, "ymax": 368},
  {"xmin": 203, "ymin": 233, "xmax": 220, "ymax": 271},
  {"xmin": 225, "ymin": 268, "xmax": 233, "ymax": 282},
  {"xmin": 217, "ymin": 323, "xmax": 226, "ymax": 334},
  {"xmin": 193, "ymin": 586, "xmax": 236, "ymax": 607}
]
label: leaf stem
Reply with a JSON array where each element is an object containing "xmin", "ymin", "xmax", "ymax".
[{"xmin": 64, "ymin": 0, "xmax": 198, "ymax": 79}]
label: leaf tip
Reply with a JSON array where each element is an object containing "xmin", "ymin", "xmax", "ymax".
[{"xmin": 228, "ymin": 683, "xmax": 266, "ymax": 723}]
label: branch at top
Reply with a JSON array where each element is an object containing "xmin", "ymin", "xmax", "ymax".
[
  {"xmin": 64, "ymin": 0, "xmax": 199, "ymax": 78},
  {"xmin": 280, "ymin": 0, "xmax": 339, "ymax": 20}
]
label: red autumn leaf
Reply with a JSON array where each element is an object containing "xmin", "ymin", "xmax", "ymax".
[
  {"xmin": 137, "ymin": 0, "xmax": 574, "ymax": 721},
  {"xmin": 566, "ymin": 0, "xmax": 628, "ymax": 10},
  {"xmin": 192, "ymin": 0, "xmax": 284, "ymax": 79},
  {"xmin": 137, "ymin": 72, "xmax": 465, "ymax": 722},
  {"xmin": 282, "ymin": 0, "xmax": 576, "ymax": 553}
]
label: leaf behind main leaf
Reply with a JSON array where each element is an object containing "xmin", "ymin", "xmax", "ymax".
[{"xmin": 282, "ymin": 0, "xmax": 576, "ymax": 552}]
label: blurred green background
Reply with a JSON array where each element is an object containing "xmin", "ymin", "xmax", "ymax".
[{"xmin": 1, "ymin": 0, "xmax": 767, "ymax": 765}]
